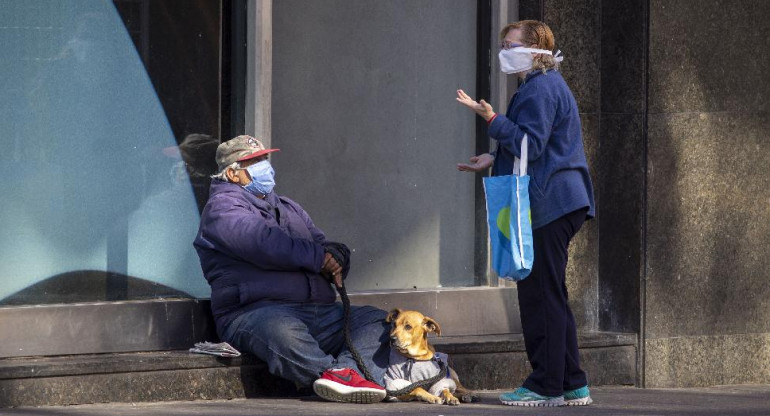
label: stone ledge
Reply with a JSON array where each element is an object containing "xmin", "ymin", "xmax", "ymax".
[
  {"xmin": 432, "ymin": 331, "xmax": 636, "ymax": 354},
  {"xmin": 450, "ymin": 345, "xmax": 638, "ymax": 390},
  {"xmin": 435, "ymin": 332, "xmax": 638, "ymax": 390},
  {"xmin": 0, "ymin": 365, "xmax": 298, "ymax": 408},
  {"xmin": 0, "ymin": 331, "xmax": 637, "ymax": 407},
  {"xmin": 0, "ymin": 351, "xmax": 257, "ymax": 381}
]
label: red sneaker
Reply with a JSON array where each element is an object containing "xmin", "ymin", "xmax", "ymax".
[{"xmin": 312, "ymin": 368, "xmax": 386, "ymax": 404}]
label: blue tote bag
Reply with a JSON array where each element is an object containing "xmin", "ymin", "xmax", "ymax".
[{"xmin": 483, "ymin": 135, "xmax": 534, "ymax": 281}]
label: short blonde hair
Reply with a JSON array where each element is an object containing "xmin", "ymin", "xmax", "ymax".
[{"xmin": 501, "ymin": 20, "xmax": 559, "ymax": 72}]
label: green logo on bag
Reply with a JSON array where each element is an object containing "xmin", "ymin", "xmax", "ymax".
[{"xmin": 497, "ymin": 206, "xmax": 511, "ymax": 240}]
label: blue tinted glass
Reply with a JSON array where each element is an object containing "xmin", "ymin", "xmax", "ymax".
[{"xmin": 0, "ymin": 0, "xmax": 213, "ymax": 304}]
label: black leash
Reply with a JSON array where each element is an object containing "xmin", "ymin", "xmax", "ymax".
[{"xmin": 336, "ymin": 283, "xmax": 378, "ymax": 382}]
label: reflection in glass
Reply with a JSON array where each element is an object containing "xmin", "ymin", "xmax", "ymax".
[{"xmin": 0, "ymin": 0, "xmax": 210, "ymax": 304}]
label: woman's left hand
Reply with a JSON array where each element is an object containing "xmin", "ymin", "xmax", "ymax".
[
  {"xmin": 457, "ymin": 153, "xmax": 494, "ymax": 172},
  {"xmin": 456, "ymin": 89, "xmax": 495, "ymax": 121}
]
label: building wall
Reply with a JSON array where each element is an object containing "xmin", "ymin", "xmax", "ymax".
[
  {"xmin": 529, "ymin": 0, "xmax": 770, "ymax": 387},
  {"xmin": 598, "ymin": 0, "xmax": 647, "ymax": 389},
  {"xmin": 519, "ymin": 0, "xmax": 602, "ymax": 331},
  {"xmin": 643, "ymin": 0, "xmax": 770, "ymax": 387},
  {"xmin": 599, "ymin": 0, "xmax": 646, "ymax": 335}
]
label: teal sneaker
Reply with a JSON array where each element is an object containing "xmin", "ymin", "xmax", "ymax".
[
  {"xmin": 499, "ymin": 387, "xmax": 565, "ymax": 407},
  {"xmin": 564, "ymin": 385, "xmax": 593, "ymax": 406}
]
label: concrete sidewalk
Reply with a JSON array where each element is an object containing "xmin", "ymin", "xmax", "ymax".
[{"xmin": 3, "ymin": 385, "xmax": 770, "ymax": 416}]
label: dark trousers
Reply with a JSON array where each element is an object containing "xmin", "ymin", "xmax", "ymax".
[{"xmin": 517, "ymin": 208, "xmax": 588, "ymax": 397}]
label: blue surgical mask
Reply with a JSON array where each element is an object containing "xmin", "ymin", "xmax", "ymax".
[{"xmin": 243, "ymin": 160, "xmax": 275, "ymax": 196}]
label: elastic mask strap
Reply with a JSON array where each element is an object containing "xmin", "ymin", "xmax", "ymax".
[
  {"xmin": 512, "ymin": 47, "xmax": 565, "ymax": 63},
  {"xmin": 513, "ymin": 47, "xmax": 553, "ymax": 55},
  {"xmin": 554, "ymin": 49, "xmax": 564, "ymax": 63}
]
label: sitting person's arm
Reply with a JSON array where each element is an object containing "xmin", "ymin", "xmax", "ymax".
[
  {"xmin": 199, "ymin": 196, "xmax": 324, "ymax": 272},
  {"xmin": 282, "ymin": 197, "xmax": 327, "ymax": 245}
]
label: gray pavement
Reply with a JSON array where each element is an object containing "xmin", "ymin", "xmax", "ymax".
[{"xmin": 3, "ymin": 385, "xmax": 770, "ymax": 416}]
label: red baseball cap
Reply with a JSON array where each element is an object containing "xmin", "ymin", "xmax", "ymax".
[{"xmin": 215, "ymin": 135, "xmax": 279, "ymax": 171}]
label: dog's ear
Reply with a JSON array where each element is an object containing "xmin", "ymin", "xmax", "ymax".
[
  {"xmin": 386, "ymin": 308, "xmax": 402, "ymax": 323},
  {"xmin": 422, "ymin": 316, "xmax": 442, "ymax": 336}
]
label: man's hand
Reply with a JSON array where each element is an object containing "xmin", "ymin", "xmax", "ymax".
[
  {"xmin": 456, "ymin": 89, "xmax": 495, "ymax": 121},
  {"xmin": 457, "ymin": 153, "xmax": 494, "ymax": 172},
  {"xmin": 322, "ymin": 252, "xmax": 343, "ymax": 288}
]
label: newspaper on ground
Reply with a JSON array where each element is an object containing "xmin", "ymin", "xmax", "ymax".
[{"xmin": 189, "ymin": 341, "xmax": 241, "ymax": 357}]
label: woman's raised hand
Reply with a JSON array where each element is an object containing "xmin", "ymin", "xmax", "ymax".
[
  {"xmin": 456, "ymin": 89, "xmax": 495, "ymax": 121},
  {"xmin": 457, "ymin": 153, "xmax": 495, "ymax": 173}
]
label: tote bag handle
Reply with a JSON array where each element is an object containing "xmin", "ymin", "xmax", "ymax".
[{"xmin": 512, "ymin": 134, "xmax": 528, "ymax": 177}]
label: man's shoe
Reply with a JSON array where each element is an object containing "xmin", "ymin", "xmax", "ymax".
[
  {"xmin": 313, "ymin": 368, "xmax": 386, "ymax": 404},
  {"xmin": 499, "ymin": 387, "xmax": 565, "ymax": 407},
  {"xmin": 564, "ymin": 385, "xmax": 593, "ymax": 406}
]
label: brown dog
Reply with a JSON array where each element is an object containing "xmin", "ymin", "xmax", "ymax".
[{"xmin": 383, "ymin": 308, "xmax": 476, "ymax": 405}]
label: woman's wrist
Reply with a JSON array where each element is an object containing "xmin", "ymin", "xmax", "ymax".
[{"xmin": 485, "ymin": 113, "xmax": 498, "ymax": 123}]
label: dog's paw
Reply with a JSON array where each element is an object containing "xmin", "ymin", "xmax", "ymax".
[
  {"xmin": 439, "ymin": 389, "xmax": 460, "ymax": 406},
  {"xmin": 443, "ymin": 394, "xmax": 460, "ymax": 406},
  {"xmin": 423, "ymin": 394, "xmax": 444, "ymax": 405}
]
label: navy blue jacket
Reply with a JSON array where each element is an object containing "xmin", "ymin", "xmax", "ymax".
[
  {"xmin": 193, "ymin": 180, "xmax": 334, "ymax": 336},
  {"xmin": 488, "ymin": 69, "xmax": 595, "ymax": 229}
]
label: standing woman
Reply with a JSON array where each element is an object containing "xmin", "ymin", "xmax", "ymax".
[{"xmin": 456, "ymin": 20, "xmax": 595, "ymax": 407}]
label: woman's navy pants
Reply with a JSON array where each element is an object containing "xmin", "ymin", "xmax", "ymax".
[{"xmin": 517, "ymin": 208, "xmax": 589, "ymax": 397}]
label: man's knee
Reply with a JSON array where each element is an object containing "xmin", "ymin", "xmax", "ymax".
[
  {"xmin": 233, "ymin": 308, "xmax": 308, "ymax": 343},
  {"xmin": 350, "ymin": 305, "xmax": 388, "ymax": 323}
]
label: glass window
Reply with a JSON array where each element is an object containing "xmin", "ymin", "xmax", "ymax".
[
  {"xmin": 271, "ymin": 0, "xmax": 479, "ymax": 291},
  {"xmin": 0, "ymin": 0, "xmax": 222, "ymax": 305}
]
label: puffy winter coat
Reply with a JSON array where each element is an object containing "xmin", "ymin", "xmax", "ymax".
[{"xmin": 193, "ymin": 180, "xmax": 334, "ymax": 336}]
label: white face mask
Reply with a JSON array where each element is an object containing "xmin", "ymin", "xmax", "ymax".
[{"xmin": 498, "ymin": 47, "xmax": 563, "ymax": 74}]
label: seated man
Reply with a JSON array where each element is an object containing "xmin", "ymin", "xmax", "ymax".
[{"xmin": 193, "ymin": 135, "xmax": 390, "ymax": 403}]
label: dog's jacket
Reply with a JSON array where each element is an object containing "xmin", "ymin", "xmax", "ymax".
[{"xmin": 384, "ymin": 350, "xmax": 456, "ymax": 397}]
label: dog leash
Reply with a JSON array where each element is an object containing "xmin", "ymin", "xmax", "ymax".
[
  {"xmin": 335, "ymin": 282, "xmax": 448, "ymax": 398},
  {"xmin": 324, "ymin": 242, "xmax": 448, "ymax": 397},
  {"xmin": 336, "ymin": 283, "xmax": 378, "ymax": 382}
]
